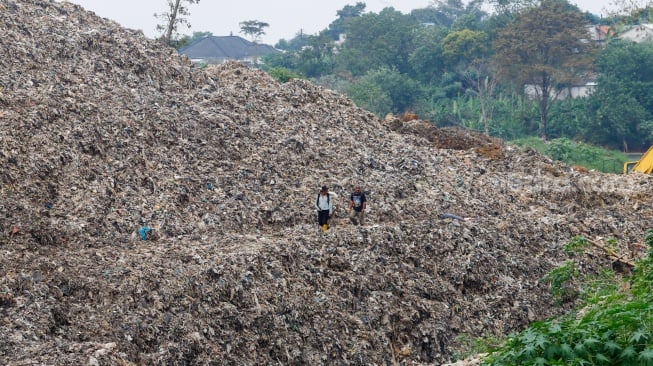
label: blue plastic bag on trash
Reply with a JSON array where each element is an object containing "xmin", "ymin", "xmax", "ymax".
[{"xmin": 139, "ymin": 226, "xmax": 152, "ymax": 240}]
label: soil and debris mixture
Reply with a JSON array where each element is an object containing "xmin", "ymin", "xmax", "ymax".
[{"xmin": 1, "ymin": 1, "xmax": 652, "ymax": 365}]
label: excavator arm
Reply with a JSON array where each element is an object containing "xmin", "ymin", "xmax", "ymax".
[{"xmin": 624, "ymin": 145, "xmax": 653, "ymax": 174}]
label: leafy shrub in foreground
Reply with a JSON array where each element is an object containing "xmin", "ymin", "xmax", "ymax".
[{"xmin": 482, "ymin": 230, "xmax": 653, "ymax": 366}]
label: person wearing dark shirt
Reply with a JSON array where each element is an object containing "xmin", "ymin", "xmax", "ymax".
[{"xmin": 348, "ymin": 186, "xmax": 366, "ymax": 226}]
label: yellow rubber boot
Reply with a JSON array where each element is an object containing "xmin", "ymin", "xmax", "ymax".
[{"xmin": 322, "ymin": 224, "xmax": 328, "ymax": 232}]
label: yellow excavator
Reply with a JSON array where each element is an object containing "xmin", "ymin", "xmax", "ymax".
[{"xmin": 624, "ymin": 146, "xmax": 653, "ymax": 174}]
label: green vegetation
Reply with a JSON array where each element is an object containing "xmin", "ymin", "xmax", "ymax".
[
  {"xmin": 267, "ymin": 67, "xmax": 301, "ymax": 83},
  {"xmin": 493, "ymin": 0, "xmax": 596, "ymax": 140},
  {"xmin": 479, "ymin": 230, "xmax": 653, "ymax": 366},
  {"xmin": 166, "ymin": 0, "xmax": 653, "ymax": 153},
  {"xmin": 587, "ymin": 39, "xmax": 653, "ymax": 152},
  {"xmin": 511, "ymin": 137, "xmax": 630, "ymax": 173},
  {"xmin": 254, "ymin": 0, "xmax": 653, "ymax": 154},
  {"xmin": 454, "ymin": 333, "xmax": 503, "ymax": 361},
  {"xmin": 543, "ymin": 260, "xmax": 579, "ymax": 303},
  {"xmin": 562, "ymin": 236, "xmax": 589, "ymax": 257},
  {"xmin": 239, "ymin": 20, "xmax": 270, "ymax": 43}
]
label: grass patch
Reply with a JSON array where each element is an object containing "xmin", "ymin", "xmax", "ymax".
[{"xmin": 510, "ymin": 137, "xmax": 630, "ymax": 174}]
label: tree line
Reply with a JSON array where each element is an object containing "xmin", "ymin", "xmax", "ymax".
[{"xmin": 256, "ymin": 0, "xmax": 653, "ymax": 152}]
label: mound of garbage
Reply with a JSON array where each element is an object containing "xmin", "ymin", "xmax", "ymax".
[{"xmin": 1, "ymin": 1, "xmax": 652, "ymax": 364}]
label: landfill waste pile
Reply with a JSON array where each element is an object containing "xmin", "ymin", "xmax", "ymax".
[{"xmin": 1, "ymin": 1, "xmax": 652, "ymax": 365}]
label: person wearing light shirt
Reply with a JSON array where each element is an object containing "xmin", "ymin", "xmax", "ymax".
[{"xmin": 315, "ymin": 186, "xmax": 333, "ymax": 232}]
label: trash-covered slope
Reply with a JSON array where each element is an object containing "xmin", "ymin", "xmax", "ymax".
[{"xmin": 1, "ymin": 1, "xmax": 652, "ymax": 364}]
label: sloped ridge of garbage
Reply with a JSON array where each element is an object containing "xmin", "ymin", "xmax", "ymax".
[{"xmin": 1, "ymin": 1, "xmax": 653, "ymax": 365}]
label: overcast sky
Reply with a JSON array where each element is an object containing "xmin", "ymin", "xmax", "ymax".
[{"xmin": 62, "ymin": 0, "xmax": 615, "ymax": 45}]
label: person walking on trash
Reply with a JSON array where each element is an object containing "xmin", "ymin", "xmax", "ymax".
[
  {"xmin": 315, "ymin": 186, "xmax": 333, "ymax": 232},
  {"xmin": 348, "ymin": 186, "xmax": 367, "ymax": 225}
]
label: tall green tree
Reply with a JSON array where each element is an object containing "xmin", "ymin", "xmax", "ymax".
[
  {"xmin": 441, "ymin": 29, "xmax": 497, "ymax": 134},
  {"xmin": 585, "ymin": 39, "xmax": 653, "ymax": 151},
  {"xmin": 264, "ymin": 32, "xmax": 336, "ymax": 78},
  {"xmin": 441, "ymin": 29, "xmax": 490, "ymax": 68},
  {"xmin": 347, "ymin": 67, "xmax": 422, "ymax": 116},
  {"xmin": 239, "ymin": 20, "xmax": 269, "ymax": 43},
  {"xmin": 337, "ymin": 8, "xmax": 420, "ymax": 76},
  {"xmin": 408, "ymin": 25, "xmax": 448, "ymax": 84},
  {"xmin": 155, "ymin": 0, "xmax": 200, "ymax": 45},
  {"xmin": 494, "ymin": 0, "xmax": 596, "ymax": 140},
  {"xmin": 591, "ymin": 90, "xmax": 650, "ymax": 151},
  {"xmin": 296, "ymin": 32, "xmax": 336, "ymax": 78},
  {"xmin": 326, "ymin": 2, "xmax": 366, "ymax": 40},
  {"xmin": 261, "ymin": 51, "xmax": 298, "ymax": 71}
]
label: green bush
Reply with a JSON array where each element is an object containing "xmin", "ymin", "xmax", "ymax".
[
  {"xmin": 543, "ymin": 260, "xmax": 579, "ymax": 303},
  {"xmin": 563, "ymin": 236, "xmax": 589, "ymax": 257},
  {"xmin": 511, "ymin": 137, "xmax": 629, "ymax": 173},
  {"xmin": 267, "ymin": 67, "xmax": 302, "ymax": 83},
  {"xmin": 481, "ymin": 230, "xmax": 653, "ymax": 366}
]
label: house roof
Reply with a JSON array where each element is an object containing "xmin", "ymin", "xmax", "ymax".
[
  {"xmin": 178, "ymin": 35, "xmax": 279, "ymax": 60},
  {"xmin": 584, "ymin": 25, "xmax": 613, "ymax": 44},
  {"xmin": 618, "ymin": 24, "xmax": 653, "ymax": 43}
]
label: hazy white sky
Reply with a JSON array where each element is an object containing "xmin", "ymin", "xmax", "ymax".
[{"xmin": 62, "ymin": 0, "xmax": 615, "ymax": 45}]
